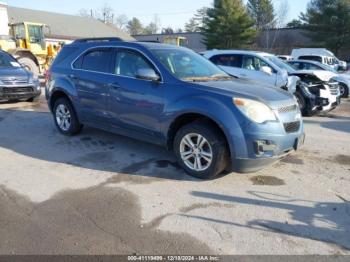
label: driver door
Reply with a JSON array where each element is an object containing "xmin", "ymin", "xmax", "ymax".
[{"xmin": 108, "ymin": 48, "xmax": 165, "ymax": 140}]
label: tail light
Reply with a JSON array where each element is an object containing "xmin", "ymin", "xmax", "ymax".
[{"xmin": 44, "ymin": 70, "xmax": 51, "ymax": 84}]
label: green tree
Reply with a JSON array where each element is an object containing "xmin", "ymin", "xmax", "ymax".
[
  {"xmin": 301, "ymin": 0, "xmax": 350, "ymax": 55},
  {"xmin": 127, "ymin": 18, "xmax": 144, "ymax": 35},
  {"xmin": 286, "ymin": 19, "xmax": 303, "ymax": 28},
  {"xmin": 247, "ymin": 0, "xmax": 276, "ymax": 30},
  {"xmin": 185, "ymin": 7, "xmax": 209, "ymax": 32},
  {"xmin": 203, "ymin": 0, "xmax": 256, "ymax": 49}
]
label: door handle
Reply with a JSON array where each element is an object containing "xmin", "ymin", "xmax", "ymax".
[{"xmin": 107, "ymin": 83, "xmax": 121, "ymax": 90}]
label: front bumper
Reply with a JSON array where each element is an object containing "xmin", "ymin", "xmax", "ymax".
[
  {"xmin": 0, "ymin": 85, "xmax": 41, "ymax": 100},
  {"xmin": 231, "ymin": 132, "xmax": 305, "ymax": 173}
]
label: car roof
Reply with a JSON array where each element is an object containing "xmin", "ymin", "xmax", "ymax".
[
  {"xmin": 203, "ymin": 49, "xmax": 273, "ymax": 57},
  {"xmin": 68, "ymin": 39, "xmax": 181, "ymax": 51}
]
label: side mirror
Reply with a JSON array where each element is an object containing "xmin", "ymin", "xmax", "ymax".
[
  {"xmin": 136, "ymin": 68, "xmax": 160, "ymax": 82},
  {"xmin": 260, "ymin": 66, "xmax": 273, "ymax": 75}
]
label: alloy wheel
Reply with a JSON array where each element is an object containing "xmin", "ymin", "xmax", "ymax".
[
  {"xmin": 180, "ymin": 133, "xmax": 213, "ymax": 172},
  {"xmin": 55, "ymin": 104, "xmax": 71, "ymax": 131}
]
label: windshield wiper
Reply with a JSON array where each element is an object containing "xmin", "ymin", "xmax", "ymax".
[
  {"xmin": 182, "ymin": 75, "xmax": 235, "ymax": 82},
  {"xmin": 210, "ymin": 74, "xmax": 236, "ymax": 81}
]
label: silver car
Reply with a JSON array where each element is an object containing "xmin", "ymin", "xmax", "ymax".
[{"xmin": 202, "ymin": 50, "xmax": 298, "ymax": 94}]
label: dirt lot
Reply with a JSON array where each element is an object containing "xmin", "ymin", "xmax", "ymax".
[{"xmin": 0, "ymin": 93, "xmax": 349, "ymax": 255}]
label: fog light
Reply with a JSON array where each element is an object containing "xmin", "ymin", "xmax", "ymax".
[
  {"xmin": 321, "ymin": 98, "xmax": 329, "ymax": 106},
  {"xmin": 254, "ymin": 140, "xmax": 276, "ymax": 155}
]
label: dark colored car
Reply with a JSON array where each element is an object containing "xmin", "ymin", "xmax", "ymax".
[
  {"xmin": 46, "ymin": 38, "xmax": 304, "ymax": 179},
  {"xmin": 0, "ymin": 50, "xmax": 41, "ymax": 102}
]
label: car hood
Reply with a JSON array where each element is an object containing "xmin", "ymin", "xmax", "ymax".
[
  {"xmin": 0, "ymin": 67, "xmax": 31, "ymax": 81},
  {"xmin": 292, "ymin": 70, "xmax": 337, "ymax": 82},
  {"xmin": 196, "ymin": 79, "xmax": 295, "ymax": 109}
]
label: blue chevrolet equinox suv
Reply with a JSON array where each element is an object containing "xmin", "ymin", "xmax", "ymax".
[{"xmin": 46, "ymin": 38, "xmax": 305, "ymax": 179}]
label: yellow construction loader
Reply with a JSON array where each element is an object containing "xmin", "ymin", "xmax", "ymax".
[{"xmin": 0, "ymin": 22, "xmax": 60, "ymax": 76}]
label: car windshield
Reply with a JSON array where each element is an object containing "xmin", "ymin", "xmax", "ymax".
[
  {"xmin": 151, "ymin": 48, "xmax": 232, "ymax": 82},
  {"xmin": 264, "ymin": 55, "xmax": 296, "ymax": 73},
  {"xmin": 0, "ymin": 52, "xmax": 20, "ymax": 68}
]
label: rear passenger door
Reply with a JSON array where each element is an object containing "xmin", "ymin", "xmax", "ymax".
[
  {"xmin": 72, "ymin": 48, "xmax": 115, "ymax": 126},
  {"xmin": 107, "ymin": 48, "xmax": 165, "ymax": 141}
]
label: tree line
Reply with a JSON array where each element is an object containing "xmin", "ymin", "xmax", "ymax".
[
  {"xmin": 78, "ymin": 4, "xmax": 183, "ymax": 35},
  {"xmin": 79, "ymin": 0, "xmax": 350, "ymax": 56}
]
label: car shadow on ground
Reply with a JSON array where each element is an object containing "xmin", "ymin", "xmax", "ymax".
[
  {"xmin": 0, "ymin": 183, "xmax": 212, "ymax": 254},
  {"xmin": 0, "ymin": 108, "xmax": 199, "ymax": 183},
  {"xmin": 184, "ymin": 191, "xmax": 350, "ymax": 251},
  {"xmin": 304, "ymin": 118, "xmax": 350, "ymax": 134}
]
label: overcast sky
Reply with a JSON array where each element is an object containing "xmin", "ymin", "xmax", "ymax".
[{"xmin": 6, "ymin": 0, "xmax": 308, "ymax": 29}]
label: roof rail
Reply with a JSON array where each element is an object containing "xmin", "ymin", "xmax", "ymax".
[
  {"xmin": 73, "ymin": 37, "xmax": 124, "ymax": 43},
  {"xmin": 137, "ymin": 40, "xmax": 161, "ymax": 43}
]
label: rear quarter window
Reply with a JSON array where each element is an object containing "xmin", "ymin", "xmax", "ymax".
[{"xmin": 51, "ymin": 46, "xmax": 79, "ymax": 67}]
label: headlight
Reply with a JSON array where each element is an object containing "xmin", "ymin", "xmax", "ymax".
[
  {"xmin": 233, "ymin": 98, "xmax": 276, "ymax": 124},
  {"xmin": 28, "ymin": 76, "xmax": 39, "ymax": 85}
]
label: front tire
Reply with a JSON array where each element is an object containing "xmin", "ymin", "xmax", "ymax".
[
  {"xmin": 53, "ymin": 97, "xmax": 82, "ymax": 136},
  {"xmin": 295, "ymin": 91, "xmax": 311, "ymax": 117},
  {"xmin": 174, "ymin": 121, "xmax": 229, "ymax": 179},
  {"xmin": 339, "ymin": 83, "xmax": 349, "ymax": 98}
]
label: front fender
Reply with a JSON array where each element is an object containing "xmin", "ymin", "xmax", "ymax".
[{"xmin": 163, "ymin": 95, "xmax": 248, "ymax": 160}]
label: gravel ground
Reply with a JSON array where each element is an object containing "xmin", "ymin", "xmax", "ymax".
[{"xmin": 0, "ymin": 93, "xmax": 349, "ymax": 255}]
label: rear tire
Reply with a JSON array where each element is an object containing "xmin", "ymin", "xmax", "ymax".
[
  {"xmin": 53, "ymin": 97, "xmax": 82, "ymax": 136},
  {"xmin": 18, "ymin": 57, "xmax": 40, "ymax": 77},
  {"xmin": 174, "ymin": 121, "xmax": 229, "ymax": 180}
]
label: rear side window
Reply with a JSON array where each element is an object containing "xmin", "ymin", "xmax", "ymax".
[
  {"xmin": 299, "ymin": 56, "xmax": 322, "ymax": 63},
  {"xmin": 210, "ymin": 54, "xmax": 242, "ymax": 68},
  {"xmin": 74, "ymin": 48, "xmax": 112, "ymax": 73}
]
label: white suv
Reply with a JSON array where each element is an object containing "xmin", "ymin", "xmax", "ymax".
[{"xmin": 202, "ymin": 50, "xmax": 297, "ymax": 94}]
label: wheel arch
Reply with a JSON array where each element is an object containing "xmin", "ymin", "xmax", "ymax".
[{"xmin": 166, "ymin": 112, "xmax": 233, "ymax": 162}]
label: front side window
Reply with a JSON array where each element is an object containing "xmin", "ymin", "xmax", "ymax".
[
  {"xmin": 114, "ymin": 50, "xmax": 154, "ymax": 78},
  {"xmin": 151, "ymin": 48, "xmax": 229, "ymax": 81},
  {"xmin": 242, "ymin": 55, "xmax": 271, "ymax": 71},
  {"xmin": 78, "ymin": 49, "xmax": 112, "ymax": 73}
]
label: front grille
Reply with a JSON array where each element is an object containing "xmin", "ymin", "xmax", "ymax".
[
  {"xmin": 328, "ymin": 83, "xmax": 339, "ymax": 96},
  {"xmin": 284, "ymin": 121, "xmax": 301, "ymax": 133},
  {"xmin": 2, "ymin": 87, "xmax": 34, "ymax": 94},
  {"xmin": 278, "ymin": 104, "xmax": 298, "ymax": 114},
  {"xmin": 1, "ymin": 78, "xmax": 28, "ymax": 85}
]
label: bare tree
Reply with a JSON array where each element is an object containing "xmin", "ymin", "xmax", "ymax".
[
  {"xmin": 78, "ymin": 9, "xmax": 91, "ymax": 17},
  {"xmin": 114, "ymin": 15, "xmax": 129, "ymax": 31},
  {"xmin": 269, "ymin": 0, "xmax": 290, "ymax": 50},
  {"xmin": 99, "ymin": 3, "xmax": 114, "ymax": 23},
  {"xmin": 276, "ymin": 0, "xmax": 290, "ymax": 28}
]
